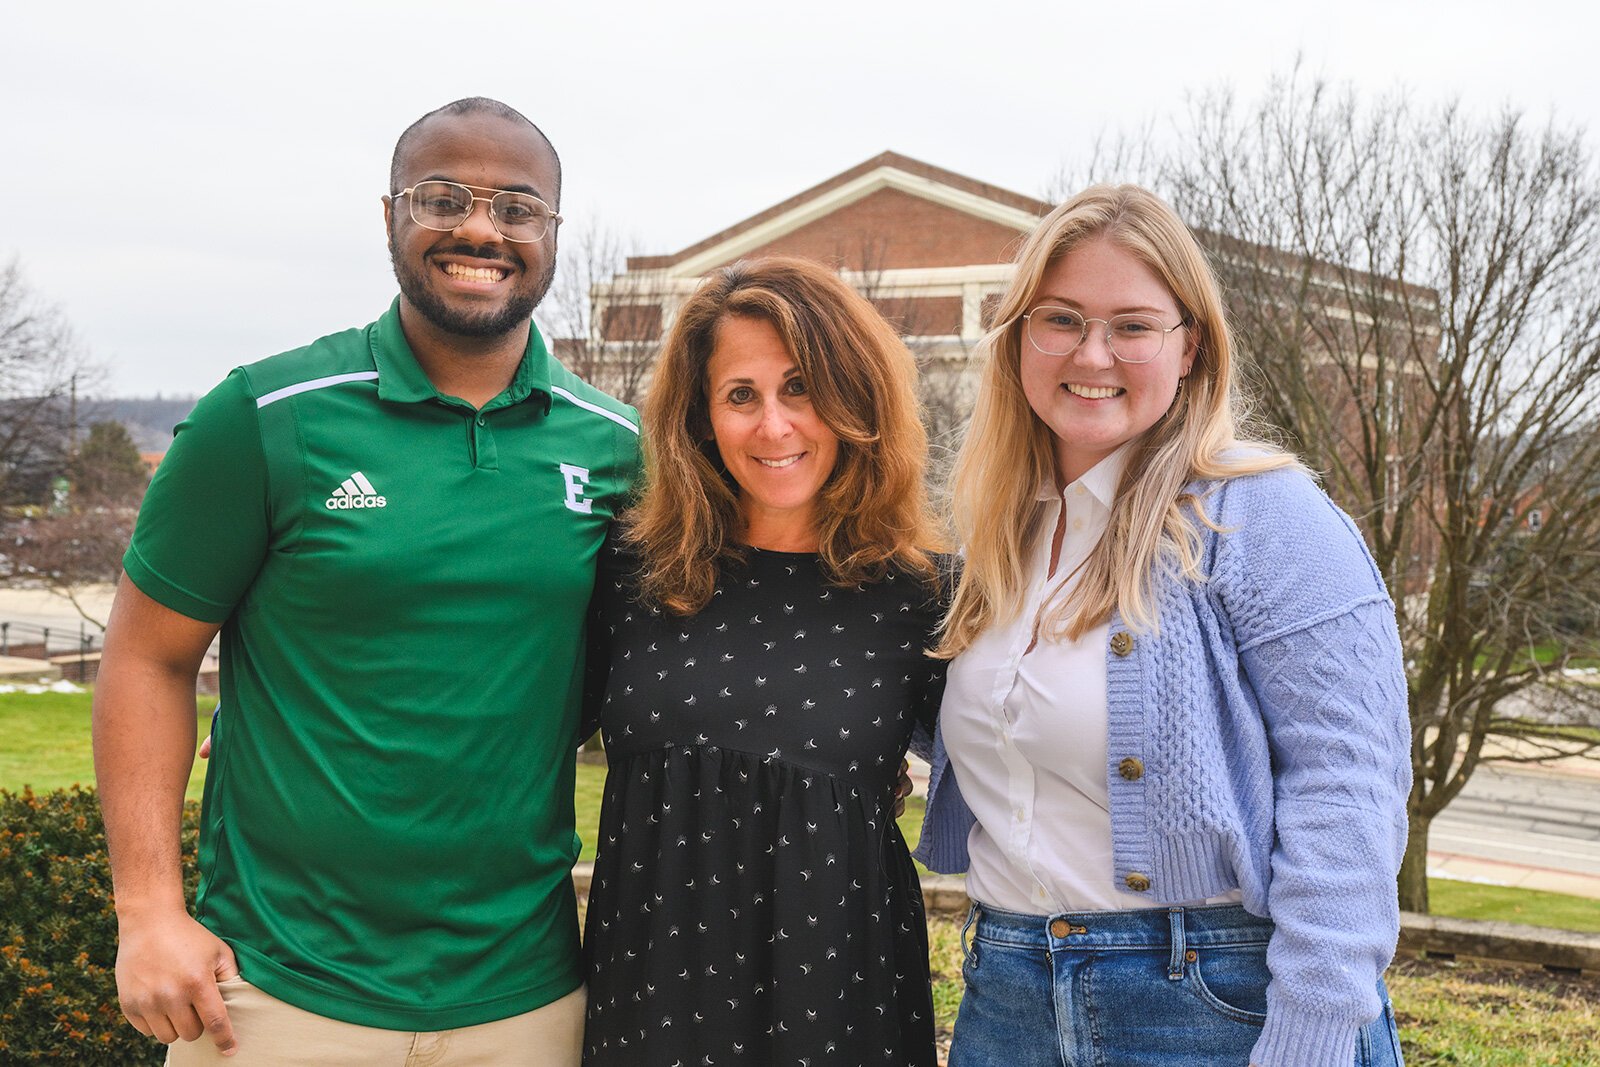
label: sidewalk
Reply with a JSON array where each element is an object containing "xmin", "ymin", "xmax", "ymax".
[
  {"xmin": 0, "ymin": 582, "xmax": 218, "ymax": 673},
  {"xmin": 0, "ymin": 583, "xmax": 116, "ymax": 632},
  {"xmin": 1482, "ymin": 736, "xmax": 1600, "ymax": 781},
  {"xmin": 1427, "ymin": 850, "xmax": 1600, "ymax": 900}
]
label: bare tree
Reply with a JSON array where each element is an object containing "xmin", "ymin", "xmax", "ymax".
[
  {"xmin": 0, "ymin": 504, "xmax": 136, "ymax": 629},
  {"xmin": 1040, "ymin": 121, "xmax": 1163, "ymax": 207},
  {"xmin": 544, "ymin": 221, "xmax": 663, "ymax": 407},
  {"xmin": 1165, "ymin": 75, "xmax": 1600, "ymax": 912},
  {"xmin": 0, "ymin": 419, "xmax": 145, "ymax": 629},
  {"xmin": 842, "ymin": 235, "xmax": 981, "ymax": 495},
  {"xmin": 0, "ymin": 259, "xmax": 103, "ymax": 505}
]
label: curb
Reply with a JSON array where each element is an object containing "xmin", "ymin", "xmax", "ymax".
[{"xmin": 1397, "ymin": 911, "xmax": 1600, "ymax": 972}]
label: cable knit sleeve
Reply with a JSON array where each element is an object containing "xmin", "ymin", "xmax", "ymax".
[{"xmin": 1212, "ymin": 470, "xmax": 1412, "ymax": 1067}]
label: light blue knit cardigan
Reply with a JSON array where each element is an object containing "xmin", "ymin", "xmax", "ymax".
[{"xmin": 914, "ymin": 466, "xmax": 1411, "ymax": 1067}]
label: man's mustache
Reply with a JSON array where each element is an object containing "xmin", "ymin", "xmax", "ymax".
[{"xmin": 429, "ymin": 242, "xmax": 521, "ymax": 266}]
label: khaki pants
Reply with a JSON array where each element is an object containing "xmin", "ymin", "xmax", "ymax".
[{"xmin": 166, "ymin": 978, "xmax": 585, "ymax": 1066}]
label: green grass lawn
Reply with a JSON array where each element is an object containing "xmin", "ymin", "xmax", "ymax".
[
  {"xmin": 1528, "ymin": 643, "xmax": 1600, "ymax": 671},
  {"xmin": 4, "ymin": 689, "xmax": 1598, "ymax": 936},
  {"xmin": 0, "ymin": 688, "xmax": 215, "ymax": 801},
  {"xmin": 1430, "ymin": 877, "xmax": 1600, "ymax": 934}
]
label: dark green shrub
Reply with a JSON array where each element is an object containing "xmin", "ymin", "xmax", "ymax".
[{"xmin": 0, "ymin": 787, "xmax": 198, "ymax": 1065}]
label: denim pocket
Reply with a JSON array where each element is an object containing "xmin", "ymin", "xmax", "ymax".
[
  {"xmin": 1185, "ymin": 943, "xmax": 1270, "ymax": 1025},
  {"xmin": 1361, "ymin": 989, "xmax": 1404, "ymax": 1067}
]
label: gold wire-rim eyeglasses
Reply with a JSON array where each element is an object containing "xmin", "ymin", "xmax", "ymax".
[
  {"xmin": 389, "ymin": 180, "xmax": 563, "ymax": 243},
  {"xmin": 1019, "ymin": 306, "xmax": 1188, "ymax": 365}
]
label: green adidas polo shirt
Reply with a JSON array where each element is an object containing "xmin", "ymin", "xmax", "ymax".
[{"xmin": 123, "ymin": 299, "xmax": 639, "ymax": 1030}]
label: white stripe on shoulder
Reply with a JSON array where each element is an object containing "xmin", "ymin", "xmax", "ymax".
[
  {"xmin": 256, "ymin": 371, "xmax": 380, "ymax": 409},
  {"xmin": 550, "ymin": 385, "xmax": 640, "ymax": 435}
]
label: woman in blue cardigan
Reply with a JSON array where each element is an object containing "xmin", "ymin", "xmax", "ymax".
[{"xmin": 919, "ymin": 185, "xmax": 1410, "ymax": 1067}]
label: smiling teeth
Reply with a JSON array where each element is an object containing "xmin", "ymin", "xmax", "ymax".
[
  {"xmin": 442, "ymin": 263, "xmax": 507, "ymax": 282},
  {"xmin": 1066, "ymin": 384, "xmax": 1123, "ymax": 399},
  {"xmin": 756, "ymin": 455, "xmax": 802, "ymax": 468}
]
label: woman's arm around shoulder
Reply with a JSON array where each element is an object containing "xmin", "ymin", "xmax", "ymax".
[{"xmin": 579, "ymin": 523, "xmax": 643, "ymax": 746}]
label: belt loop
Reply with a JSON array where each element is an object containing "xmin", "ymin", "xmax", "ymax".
[
  {"xmin": 961, "ymin": 903, "xmax": 980, "ymax": 959},
  {"xmin": 1167, "ymin": 907, "xmax": 1185, "ymax": 981}
]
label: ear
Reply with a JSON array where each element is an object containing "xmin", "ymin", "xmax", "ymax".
[
  {"xmin": 382, "ymin": 194, "xmax": 394, "ymax": 233},
  {"xmin": 1180, "ymin": 323, "xmax": 1199, "ymax": 379}
]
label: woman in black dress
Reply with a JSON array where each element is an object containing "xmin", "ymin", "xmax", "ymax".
[{"xmin": 581, "ymin": 257, "xmax": 948, "ymax": 1066}]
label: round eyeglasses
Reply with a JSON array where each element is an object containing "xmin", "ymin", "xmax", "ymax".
[
  {"xmin": 391, "ymin": 180, "xmax": 562, "ymax": 243},
  {"xmin": 1020, "ymin": 306, "xmax": 1187, "ymax": 364}
]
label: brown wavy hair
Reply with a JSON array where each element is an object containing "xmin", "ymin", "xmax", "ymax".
[{"xmin": 627, "ymin": 256, "xmax": 944, "ymax": 615}]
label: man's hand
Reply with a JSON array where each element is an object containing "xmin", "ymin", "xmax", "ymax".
[
  {"xmin": 115, "ymin": 907, "xmax": 239, "ymax": 1053},
  {"xmin": 893, "ymin": 758, "xmax": 913, "ymax": 818},
  {"xmin": 94, "ymin": 579, "xmax": 229, "ymax": 1051}
]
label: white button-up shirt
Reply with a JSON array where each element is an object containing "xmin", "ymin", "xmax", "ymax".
[{"xmin": 942, "ymin": 446, "xmax": 1239, "ymax": 914}]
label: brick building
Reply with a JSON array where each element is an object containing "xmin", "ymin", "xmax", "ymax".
[{"xmin": 583, "ymin": 152, "xmax": 1049, "ymax": 384}]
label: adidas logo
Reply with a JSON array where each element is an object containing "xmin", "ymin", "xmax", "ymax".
[{"xmin": 325, "ymin": 471, "xmax": 387, "ymax": 510}]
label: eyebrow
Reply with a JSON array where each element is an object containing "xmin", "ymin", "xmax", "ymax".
[
  {"xmin": 421, "ymin": 175, "xmax": 549, "ymax": 200},
  {"xmin": 1032, "ymin": 295, "xmax": 1174, "ymax": 316},
  {"xmin": 713, "ymin": 367, "xmax": 803, "ymax": 392}
]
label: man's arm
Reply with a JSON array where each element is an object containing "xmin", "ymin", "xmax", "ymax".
[{"xmin": 92, "ymin": 577, "xmax": 238, "ymax": 1055}]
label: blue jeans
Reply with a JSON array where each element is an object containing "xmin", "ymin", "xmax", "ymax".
[{"xmin": 948, "ymin": 902, "xmax": 1403, "ymax": 1067}]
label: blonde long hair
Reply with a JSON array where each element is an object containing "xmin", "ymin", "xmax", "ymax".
[
  {"xmin": 628, "ymin": 256, "xmax": 944, "ymax": 615},
  {"xmin": 936, "ymin": 185, "xmax": 1299, "ymax": 656}
]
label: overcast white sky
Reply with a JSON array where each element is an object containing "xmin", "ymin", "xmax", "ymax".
[{"xmin": 5, "ymin": 0, "xmax": 1597, "ymax": 397}]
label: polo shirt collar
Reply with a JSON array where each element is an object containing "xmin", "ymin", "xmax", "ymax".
[{"xmin": 370, "ymin": 297, "xmax": 553, "ymax": 408}]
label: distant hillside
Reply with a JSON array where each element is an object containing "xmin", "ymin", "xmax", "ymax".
[{"xmin": 91, "ymin": 396, "xmax": 199, "ymax": 452}]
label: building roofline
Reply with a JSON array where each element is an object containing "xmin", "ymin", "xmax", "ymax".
[{"xmin": 625, "ymin": 151, "xmax": 1053, "ymax": 271}]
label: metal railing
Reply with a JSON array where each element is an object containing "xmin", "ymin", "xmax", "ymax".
[{"xmin": 0, "ymin": 619, "xmax": 101, "ymax": 658}]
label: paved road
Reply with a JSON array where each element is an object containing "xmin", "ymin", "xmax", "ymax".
[
  {"xmin": 0, "ymin": 582, "xmax": 220, "ymax": 675},
  {"xmin": 1428, "ymin": 762, "xmax": 1600, "ymax": 896},
  {"xmin": 0, "ymin": 584, "xmax": 113, "ymax": 652}
]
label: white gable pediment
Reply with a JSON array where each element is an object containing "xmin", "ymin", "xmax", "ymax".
[{"xmin": 664, "ymin": 165, "xmax": 1042, "ymax": 278}]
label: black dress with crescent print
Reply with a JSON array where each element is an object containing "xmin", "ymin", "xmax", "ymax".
[{"xmin": 581, "ymin": 538, "xmax": 946, "ymax": 1066}]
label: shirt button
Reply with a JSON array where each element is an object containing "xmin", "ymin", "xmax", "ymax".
[
  {"xmin": 1124, "ymin": 872, "xmax": 1151, "ymax": 892},
  {"xmin": 1110, "ymin": 631, "xmax": 1134, "ymax": 656},
  {"xmin": 1071, "ymin": 518, "xmax": 1084, "ymax": 531},
  {"xmin": 1014, "ymin": 807, "xmax": 1026, "ymax": 822},
  {"xmin": 1118, "ymin": 757, "xmax": 1145, "ymax": 781}
]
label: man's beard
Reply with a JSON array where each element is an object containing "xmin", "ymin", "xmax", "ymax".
[{"xmin": 389, "ymin": 238, "xmax": 557, "ymax": 339}]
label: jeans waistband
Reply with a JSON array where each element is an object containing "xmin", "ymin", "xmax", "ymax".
[{"xmin": 969, "ymin": 902, "xmax": 1273, "ymax": 952}]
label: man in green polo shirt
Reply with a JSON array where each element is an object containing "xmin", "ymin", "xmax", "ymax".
[{"xmin": 93, "ymin": 98, "xmax": 638, "ymax": 1065}]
